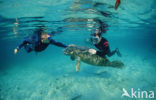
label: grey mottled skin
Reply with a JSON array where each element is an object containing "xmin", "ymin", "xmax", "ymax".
[{"xmin": 63, "ymin": 45, "xmax": 124, "ymax": 68}]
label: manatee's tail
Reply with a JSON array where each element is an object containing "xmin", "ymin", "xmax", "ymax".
[{"xmin": 110, "ymin": 60, "xmax": 124, "ymax": 68}]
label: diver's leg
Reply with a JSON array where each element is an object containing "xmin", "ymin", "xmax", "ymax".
[
  {"xmin": 107, "ymin": 49, "xmax": 116, "ymax": 57},
  {"xmin": 107, "ymin": 48, "xmax": 122, "ymax": 57}
]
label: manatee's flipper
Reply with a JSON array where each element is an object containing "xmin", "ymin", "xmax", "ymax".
[
  {"xmin": 70, "ymin": 56, "xmax": 75, "ymax": 61},
  {"xmin": 111, "ymin": 60, "xmax": 124, "ymax": 68},
  {"xmin": 76, "ymin": 57, "xmax": 81, "ymax": 72}
]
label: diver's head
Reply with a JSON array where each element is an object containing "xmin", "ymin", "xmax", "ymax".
[
  {"xmin": 91, "ymin": 33, "xmax": 102, "ymax": 44},
  {"xmin": 41, "ymin": 33, "xmax": 51, "ymax": 43}
]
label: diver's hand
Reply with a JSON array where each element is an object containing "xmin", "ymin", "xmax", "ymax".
[
  {"xmin": 88, "ymin": 49, "xmax": 96, "ymax": 54},
  {"xmin": 14, "ymin": 48, "xmax": 18, "ymax": 54}
]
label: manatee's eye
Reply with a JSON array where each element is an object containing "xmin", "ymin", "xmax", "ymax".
[{"xmin": 63, "ymin": 49, "xmax": 70, "ymax": 54}]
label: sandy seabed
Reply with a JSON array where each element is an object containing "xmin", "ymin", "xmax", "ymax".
[{"xmin": 0, "ymin": 50, "xmax": 156, "ymax": 100}]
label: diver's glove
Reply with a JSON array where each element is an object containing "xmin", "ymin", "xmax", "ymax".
[
  {"xmin": 14, "ymin": 47, "xmax": 19, "ymax": 54},
  {"xmin": 88, "ymin": 49, "xmax": 96, "ymax": 54}
]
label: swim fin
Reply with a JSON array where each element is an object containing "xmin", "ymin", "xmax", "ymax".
[
  {"xmin": 115, "ymin": 0, "xmax": 120, "ymax": 10},
  {"xmin": 116, "ymin": 48, "xmax": 122, "ymax": 57}
]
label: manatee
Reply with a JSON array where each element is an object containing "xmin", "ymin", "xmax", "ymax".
[{"xmin": 63, "ymin": 45, "xmax": 124, "ymax": 72}]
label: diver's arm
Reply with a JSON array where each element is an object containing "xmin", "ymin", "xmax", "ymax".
[
  {"xmin": 50, "ymin": 39, "xmax": 67, "ymax": 48},
  {"xmin": 96, "ymin": 50, "xmax": 105, "ymax": 56},
  {"xmin": 14, "ymin": 40, "xmax": 29, "ymax": 54},
  {"xmin": 88, "ymin": 49, "xmax": 105, "ymax": 57},
  {"xmin": 95, "ymin": 45, "xmax": 106, "ymax": 56}
]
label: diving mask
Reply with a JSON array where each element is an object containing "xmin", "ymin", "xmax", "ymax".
[
  {"xmin": 41, "ymin": 33, "xmax": 51, "ymax": 43},
  {"xmin": 91, "ymin": 35, "xmax": 100, "ymax": 44}
]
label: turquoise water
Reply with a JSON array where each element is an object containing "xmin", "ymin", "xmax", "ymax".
[{"xmin": 0, "ymin": 0, "xmax": 156, "ymax": 100}]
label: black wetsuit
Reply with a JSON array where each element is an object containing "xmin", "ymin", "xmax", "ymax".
[
  {"xmin": 17, "ymin": 29, "xmax": 67, "ymax": 53},
  {"xmin": 95, "ymin": 37, "xmax": 116, "ymax": 57}
]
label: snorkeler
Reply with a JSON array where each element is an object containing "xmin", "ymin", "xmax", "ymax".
[
  {"xmin": 115, "ymin": 0, "xmax": 120, "ymax": 10},
  {"xmin": 88, "ymin": 29, "xmax": 122, "ymax": 57},
  {"xmin": 14, "ymin": 27, "xmax": 67, "ymax": 54}
]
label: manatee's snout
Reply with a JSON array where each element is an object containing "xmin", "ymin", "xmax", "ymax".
[
  {"xmin": 63, "ymin": 47, "xmax": 73, "ymax": 55},
  {"xmin": 63, "ymin": 49, "xmax": 68, "ymax": 55}
]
